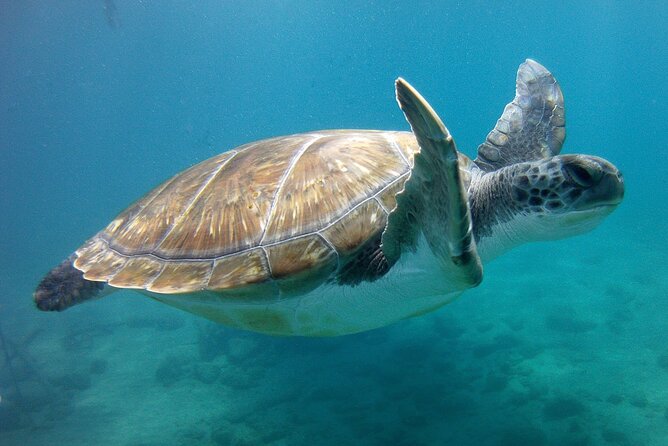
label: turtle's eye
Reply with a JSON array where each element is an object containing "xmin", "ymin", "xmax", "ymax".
[{"xmin": 564, "ymin": 163, "xmax": 596, "ymax": 187}]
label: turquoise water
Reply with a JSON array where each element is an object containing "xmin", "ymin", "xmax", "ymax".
[{"xmin": 1, "ymin": 1, "xmax": 667, "ymax": 444}]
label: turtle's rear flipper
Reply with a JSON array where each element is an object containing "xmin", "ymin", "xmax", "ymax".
[
  {"xmin": 382, "ymin": 78, "xmax": 482, "ymax": 288},
  {"xmin": 34, "ymin": 255, "xmax": 105, "ymax": 311}
]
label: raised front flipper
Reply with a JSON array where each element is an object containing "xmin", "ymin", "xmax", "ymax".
[
  {"xmin": 475, "ymin": 59, "xmax": 566, "ymax": 171},
  {"xmin": 382, "ymin": 78, "xmax": 482, "ymax": 289}
]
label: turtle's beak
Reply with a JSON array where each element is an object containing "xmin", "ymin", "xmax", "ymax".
[
  {"xmin": 564, "ymin": 156, "xmax": 624, "ymax": 210},
  {"xmin": 597, "ymin": 167, "xmax": 624, "ymax": 207}
]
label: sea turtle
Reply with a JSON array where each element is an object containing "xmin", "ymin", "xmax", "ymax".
[{"xmin": 34, "ymin": 60, "xmax": 624, "ymax": 336}]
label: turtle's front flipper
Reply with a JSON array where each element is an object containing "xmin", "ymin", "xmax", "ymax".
[
  {"xmin": 382, "ymin": 78, "xmax": 482, "ymax": 288},
  {"xmin": 34, "ymin": 255, "xmax": 107, "ymax": 311},
  {"xmin": 475, "ymin": 59, "xmax": 565, "ymax": 171}
]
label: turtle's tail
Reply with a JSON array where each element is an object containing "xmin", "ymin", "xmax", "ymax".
[{"xmin": 34, "ymin": 255, "xmax": 105, "ymax": 311}]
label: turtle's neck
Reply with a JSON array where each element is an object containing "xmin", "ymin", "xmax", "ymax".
[{"xmin": 468, "ymin": 167, "xmax": 526, "ymax": 262}]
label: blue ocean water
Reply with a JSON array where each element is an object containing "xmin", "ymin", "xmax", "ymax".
[{"xmin": 1, "ymin": 1, "xmax": 667, "ymax": 444}]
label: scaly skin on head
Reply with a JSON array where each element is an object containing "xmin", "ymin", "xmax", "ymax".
[{"xmin": 468, "ymin": 154, "xmax": 624, "ymax": 261}]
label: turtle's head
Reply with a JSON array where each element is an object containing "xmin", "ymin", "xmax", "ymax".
[{"xmin": 471, "ymin": 154, "xmax": 624, "ymax": 260}]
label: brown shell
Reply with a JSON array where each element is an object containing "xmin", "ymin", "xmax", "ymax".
[{"xmin": 74, "ymin": 130, "xmax": 419, "ymax": 294}]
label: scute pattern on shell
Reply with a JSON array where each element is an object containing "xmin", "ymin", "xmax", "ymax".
[{"xmin": 73, "ymin": 130, "xmax": 420, "ymax": 294}]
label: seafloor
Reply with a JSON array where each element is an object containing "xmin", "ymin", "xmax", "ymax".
[{"xmin": 1, "ymin": 220, "xmax": 667, "ymax": 446}]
